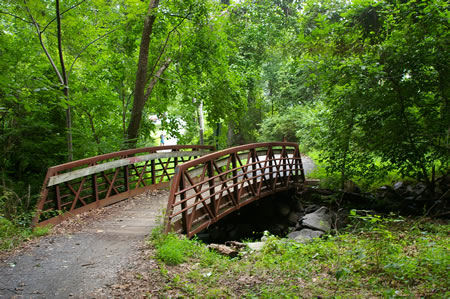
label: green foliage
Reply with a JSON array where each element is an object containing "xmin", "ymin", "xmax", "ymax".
[
  {"xmin": 149, "ymin": 218, "xmax": 449, "ymax": 297},
  {"xmin": 0, "ymin": 184, "xmax": 50, "ymax": 251},
  {"xmin": 258, "ymin": 0, "xmax": 449, "ymax": 189},
  {"xmin": 306, "ymin": 150, "xmax": 404, "ymax": 191},
  {"xmin": 258, "ymin": 101, "xmax": 326, "ymax": 149},
  {"xmin": 154, "ymin": 233, "xmax": 190, "ymax": 265},
  {"xmin": 150, "ymin": 227, "xmax": 224, "ymax": 266},
  {"xmin": 0, "ymin": 184, "xmax": 35, "ymax": 226},
  {"xmin": 0, "ymin": 217, "xmax": 30, "ymax": 250},
  {"xmin": 1, "ymin": 0, "xmax": 449, "ymax": 235},
  {"xmin": 297, "ymin": 0, "xmax": 449, "ymax": 186},
  {"xmin": 0, "ymin": 217, "xmax": 51, "ymax": 251},
  {"xmin": 32, "ymin": 225, "xmax": 51, "ymax": 237}
]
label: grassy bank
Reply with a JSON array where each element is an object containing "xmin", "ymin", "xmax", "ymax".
[{"xmin": 150, "ymin": 215, "xmax": 449, "ymax": 298}]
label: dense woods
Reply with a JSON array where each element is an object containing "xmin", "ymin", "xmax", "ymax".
[{"xmin": 0, "ymin": 0, "xmax": 448, "ymax": 226}]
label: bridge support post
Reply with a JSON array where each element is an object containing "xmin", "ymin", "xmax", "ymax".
[{"xmin": 282, "ymin": 146, "xmax": 288, "ymax": 186}]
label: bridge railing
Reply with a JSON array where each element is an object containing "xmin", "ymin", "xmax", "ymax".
[
  {"xmin": 165, "ymin": 142, "xmax": 305, "ymax": 237},
  {"xmin": 34, "ymin": 145, "xmax": 214, "ymax": 227}
]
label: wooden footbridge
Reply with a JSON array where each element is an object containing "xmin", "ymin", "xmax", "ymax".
[{"xmin": 34, "ymin": 143, "xmax": 306, "ymax": 237}]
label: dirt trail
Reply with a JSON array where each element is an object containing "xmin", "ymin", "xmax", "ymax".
[{"xmin": 0, "ymin": 191, "xmax": 168, "ymax": 299}]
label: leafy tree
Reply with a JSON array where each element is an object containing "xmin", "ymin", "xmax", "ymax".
[{"xmin": 295, "ymin": 0, "xmax": 449, "ymax": 186}]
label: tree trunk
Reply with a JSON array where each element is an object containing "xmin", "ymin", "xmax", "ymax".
[
  {"xmin": 227, "ymin": 121, "xmax": 235, "ymax": 146},
  {"xmin": 56, "ymin": 0, "xmax": 72, "ymax": 161},
  {"xmin": 198, "ymin": 100, "xmax": 204, "ymax": 145},
  {"xmin": 125, "ymin": 0, "xmax": 160, "ymax": 149}
]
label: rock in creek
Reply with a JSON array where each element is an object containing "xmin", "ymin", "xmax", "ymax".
[
  {"xmin": 301, "ymin": 206, "xmax": 331, "ymax": 232},
  {"xmin": 287, "ymin": 211, "xmax": 299, "ymax": 226},
  {"xmin": 287, "ymin": 229, "xmax": 324, "ymax": 243},
  {"xmin": 277, "ymin": 202, "xmax": 291, "ymax": 217}
]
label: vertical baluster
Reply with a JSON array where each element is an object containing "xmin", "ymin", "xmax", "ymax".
[
  {"xmin": 180, "ymin": 174, "xmax": 188, "ymax": 233},
  {"xmin": 268, "ymin": 146, "xmax": 274, "ymax": 190},
  {"xmin": 55, "ymin": 184, "xmax": 62, "ymax": 211},
  {"xmin": 207, "ymin": 161, "xmax": 216, "ymax": 216},
  {"xmin": 124, "ymin": 165, "xmax": 129, "ymax": 192},
  {"xmin": 151, "ymin": 159, "xmax": 156, "ymax": 185},
  {"xmin": 92, "ymin": 173, "xmax": 99, "ymax": 204},
  {"xmin": 232, "ymin": 153, "xmax": 238, "ymax": 204},
  {"xmin": 251, "ymin": 149, "xmax": 257, "ymax": 194}
]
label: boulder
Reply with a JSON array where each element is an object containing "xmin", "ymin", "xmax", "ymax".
[
  {"xmin": 277, "ymin": 202, "xmax": 291, "ymax": 216},
  {"xmin": 301, "ymin": 206, "xmax": 331, "ymax": 232},
  {"xmin": 291, "ymin": 197, "xmax": 304, "ymax": 212},
  {"xmin": 412, "ymin": 182, "xmax": 426, "ymax": 195},
  {"xmin": 304, "ymin": 204, "xmax": 321, "ymax": 214},
  {"xmin": 247, "ymin": 242, "xmax": 265, "ymax": 251},
  {"xmin": 287, "ymin": 229, "xmax": 323, "ymax": 243},
  {"xmin": 287, "ymin": 211, "xmax": 299, "ymax": 226},
  {"xmin": 393, "ymin": 181, "xmax": 404, "ymax": 191}
]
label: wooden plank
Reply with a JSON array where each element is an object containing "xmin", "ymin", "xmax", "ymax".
[
  {"xmin": 36, "ymin": 183, "xmax": 168, "ymax": 228},
  {"xmin": 48, "ymin": 151, "xmax": 208, "ymax": 187}
]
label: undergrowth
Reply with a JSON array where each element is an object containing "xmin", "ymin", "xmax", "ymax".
[
  {"xmin": 0, "ymin": 185, "xmax": 50, "ymax": 251},
  {"xmin": 150, "ymin": 215, "xmax": 449, "ymax": 298},
  {"xmin": 306, "ymin": 150, "xmax": 404, "ymax": 191}
]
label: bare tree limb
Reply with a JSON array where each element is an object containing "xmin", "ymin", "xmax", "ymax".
[{"xmin": 41, "ymin": 0, "xmax": 87, "ymax": 34}]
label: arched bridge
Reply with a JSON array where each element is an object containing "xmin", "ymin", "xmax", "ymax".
[{"xmin": 34, "ymin": 142, "xmax": 306, "ymax": 237}]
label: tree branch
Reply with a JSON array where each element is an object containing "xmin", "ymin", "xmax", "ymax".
[
  {"xmin": 81, "ymin": 109, "xmax": 102, "ymax": 148},
  {"xmin": 41, "ymin": 0, "xmax": 87, "ymax": 34},
  {"xmin": 146, "ymin": 11, "xmax": 191, "ymax": 86},
  {"xmin": 68, "ymin": 28, "xmax": 119, "ymax": 80},
  {"xmin": 0, "ymin": 10, "xmax": 32, "ymax": 23},
  {"xmin": 24, "ymin": 1, "xmax": 64, "ymax": 85},
  {"xmin": 56, "ymin": 0, "xmax": 68, "ymax": 87},
  {"xmin": 144, "ymin": 57, "xmax": 172, "ymax": 101}
]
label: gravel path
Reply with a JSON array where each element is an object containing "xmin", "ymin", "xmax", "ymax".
[{"xmin": 0, "ymin": 191, "xmax": 168, "ymax": 299}]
